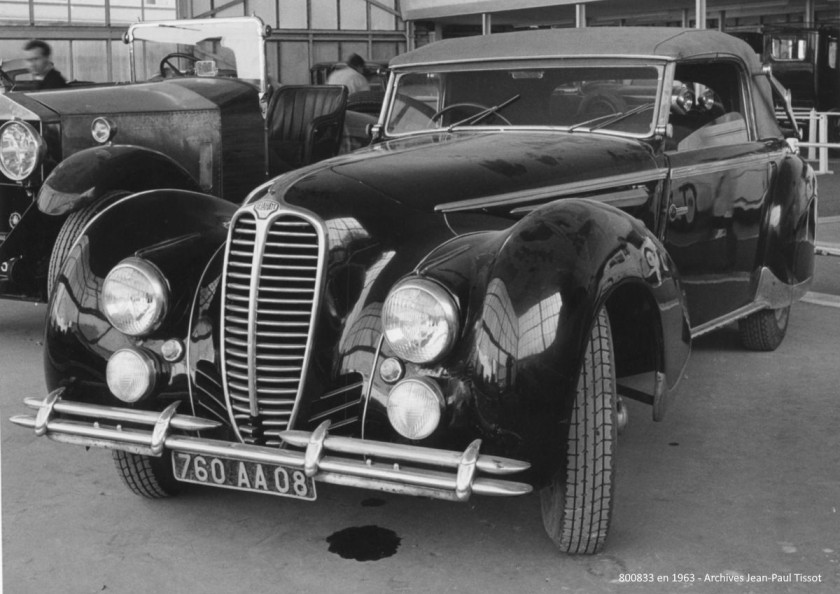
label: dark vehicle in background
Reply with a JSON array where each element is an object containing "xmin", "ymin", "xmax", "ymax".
[
  {"xmin": 12, "ymin": 28, "xmax": 816, "ymax": 556},
  {"xmin": 730, "ymin": 24, "xmax": 839, "ymax": 115},
  {"xmin": 0, "ymin": 16, "xmax": 348, "ymax": 302},
  {"xmin": 0, "ymin": 58, "xmax": 36, "ymax": 93}
]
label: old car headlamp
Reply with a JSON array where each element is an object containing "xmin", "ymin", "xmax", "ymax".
[
  {"xmin": 106, "ymin": 348, "xmax": 157, "ymax": 403},
  {"xmin": 382, "ymin": 278, "xmax": 459, "ymax": 364},
  {"xmin": 91, "ymin": 117, "xmax": 117, "ymax": 144},
  {"xmin": 0, "ymin": 121, "xmax": 45, "ymax": 181},
  {"xmin": 102, "ymin": 257, "xmax": 169, "ymax": 336},
  {"xmin": 387, "ymin": 377, "xmax": 444, "ymax": 440}
]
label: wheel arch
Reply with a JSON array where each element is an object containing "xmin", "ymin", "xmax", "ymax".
[{"xmin": 37, "ymin": 145, "xmax": 202, "ymax": 217}]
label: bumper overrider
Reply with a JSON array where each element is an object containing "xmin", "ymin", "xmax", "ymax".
[{"xmin": 11, "ymin": 388, "xmax": 532, "ymax": 502}]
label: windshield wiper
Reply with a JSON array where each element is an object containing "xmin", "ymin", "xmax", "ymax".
[
  {"xmin": 447, "ymin": 94, "xmax": 521, "ymax": 131},
  {"xmin": 568, "ymin": 102, "xmax": 654, "ymax": 132}
]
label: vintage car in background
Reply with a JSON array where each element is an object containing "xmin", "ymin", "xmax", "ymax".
[
  {"xmin": 12, "ymin": 28, "xmax": 816, "ymax": 555},
  {"xmin": 0, "ymin": 58, "xmax": 36, "ymax": 93},
  {"xmin": 0, "ymin": 16, "xmax": 349, "ymax": 302}
]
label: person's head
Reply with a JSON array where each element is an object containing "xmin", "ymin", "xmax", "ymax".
[
  {"xmin": 346, "ymin": 53, "xmax": 365, "ymax": 74},
  {"xmin": 24, "ymin": 39, "xmax": 53, "ymax": 76}
]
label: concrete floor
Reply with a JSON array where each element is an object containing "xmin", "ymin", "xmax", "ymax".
[{"xmin": 2, "ymin": 162, "xmax": 839, "ymax": 593}]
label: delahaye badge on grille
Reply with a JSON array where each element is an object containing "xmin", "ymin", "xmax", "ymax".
[{"xmin": 254, "ymin": 199, "xmax": 279, "ymax": 218}]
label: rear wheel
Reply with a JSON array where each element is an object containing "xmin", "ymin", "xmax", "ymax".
[
  {"xmin": 738, "ymin": 306, "xmax": 790, "ymax": 351},
  {"xmin": 540, "ymin": 307, "xmax": 617, "ymax": 555},
  {"xmin": 113, "ymin": 450, "xmax": 180, "ymax": 498},
  {"xmin": 47, "ymin": 191, "xmax": 127, "ymax": 296}
]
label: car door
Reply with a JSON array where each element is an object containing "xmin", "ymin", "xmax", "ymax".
[{"xmin": 662, "ymin": 60, "xmax": 782, "ymax": 330}]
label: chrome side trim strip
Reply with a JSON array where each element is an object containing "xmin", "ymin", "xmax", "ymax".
[
  {"xmin": 690, "ymin": 266, "xmax": 811, "ymax": 338},
  {"xmin": 435, "ymin": 168, "xmax": 668, "ymax": 213},
  {"xmin": 670, "ymin": 152, "xmax": 784, "ymax": 179}
]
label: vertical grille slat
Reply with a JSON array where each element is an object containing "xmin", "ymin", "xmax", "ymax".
[{"xmin": 221, "ymin": 210, "xmax": 321, "ymax": 445}]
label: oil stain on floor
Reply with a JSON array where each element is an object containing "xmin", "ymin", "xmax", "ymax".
[{"xmin": 327, "ymin": 526, "xmax": 401, "ymax": 561}]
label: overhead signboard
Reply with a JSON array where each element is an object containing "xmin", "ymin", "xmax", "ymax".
[{"xmin": 399, "ymin": 0, "xmax": 595, "ymax": 20}]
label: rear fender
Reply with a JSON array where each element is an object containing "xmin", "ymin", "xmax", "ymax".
[
  {"xmin": 45, "ymin": 189, "xmax": 236, "ymax": 401},
  {"xmin": 759, "ymin": 154, "xmax": 817, "ymax": 287},
  {"xmin": 37, "ymin": 145, "xmax": 201, "ymax": 216}
]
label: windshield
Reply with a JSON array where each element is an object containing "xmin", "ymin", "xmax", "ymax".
[
  {"xmin": 127, "ymin": 17, "xmax": 266, "ymax": 89},
  {"xmin": 385, "ymin": 64, "xmax": 662, "ymax": 137}
]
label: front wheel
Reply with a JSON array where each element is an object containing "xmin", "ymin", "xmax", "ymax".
[
  {"xmin": 540, "ymin": 307, "xmax": 617, "ymax": 555},
  {"xmin": 113, "ymin": 450, "xmax": 180, "ymax": 498},
  {"xmin": 738, "ymin": 306, "xmax": 790, "ymax": 351}
]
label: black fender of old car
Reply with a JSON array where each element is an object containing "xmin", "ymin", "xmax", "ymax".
[
  {"xmin": 758, "ymin": 152, "xmax": 817, "ymax": 289},
  {"xmin": 36, "ymin": 145, "xmax": 202, "ymax": 216},
  {"xmin": 363, "ymin": 198, "xmax": 690, "ymax": 485},
  {"xmin": 44, "ymin": 189, "xmax": 236, "ymax": 406}
]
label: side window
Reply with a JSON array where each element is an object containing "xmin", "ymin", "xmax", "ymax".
[{"xmin": 667, "ymin": 61, "xmax": 749, "ymax": 151}]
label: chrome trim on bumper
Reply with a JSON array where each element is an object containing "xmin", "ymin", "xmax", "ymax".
[{"xmin": 11, "ymin": 392, "xmax": 533, "ymax": 501}]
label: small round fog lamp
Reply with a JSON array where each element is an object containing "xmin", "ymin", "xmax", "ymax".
[
  {"xmin": 379, "ymin": 357, "xmax": 404, "ymax": 384},
  {"xmin": 106, "ymin": 348, "xmax": 157, "ymax": 403},
  {"xmin": 387, "ymin": 377, "xmax": 444, "ymax": 440}
]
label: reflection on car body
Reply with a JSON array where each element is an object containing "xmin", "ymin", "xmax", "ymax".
[{"xmin": 12, "ymin": 27, "xmax": 816, "ymax": 556}]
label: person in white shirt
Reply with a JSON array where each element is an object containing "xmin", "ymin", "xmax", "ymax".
[{"xmin": 326, "ymin": 53, "xmax": 368, "ymax": 95}]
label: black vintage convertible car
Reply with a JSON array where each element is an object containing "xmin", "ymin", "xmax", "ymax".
[
  {"xmin": 0, "ymin": 16, "xmax": 349, "ymax": 301},
  {"xmin": 12, "ymin": 28, "xmax": 816, "ymax": 555}
]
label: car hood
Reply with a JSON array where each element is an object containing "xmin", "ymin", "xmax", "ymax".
[
  {"xmin": 278, "ymin": 131, "xmax": 661, "ymax": 215},
  {"xmin": 17, "ymin": 78, "xmax": 254, "ymax": 116}
]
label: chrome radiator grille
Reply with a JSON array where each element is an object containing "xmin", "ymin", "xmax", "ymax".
[{"xmin": 221, "ymin": 207, "xmax": 323, "ymax": 446}]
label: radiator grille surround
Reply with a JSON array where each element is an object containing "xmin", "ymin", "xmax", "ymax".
[{"xmin": 220, "ymin": 202, "xmax": 326, "ymax": 446}]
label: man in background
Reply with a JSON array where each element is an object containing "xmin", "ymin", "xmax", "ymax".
[
  {"xmin": 326, "ymin": 53, "xmax": 368, "ymax": 95},
  {"xmin": 24, "ymin": 39, "xmax": 67, "ymax": 90}
]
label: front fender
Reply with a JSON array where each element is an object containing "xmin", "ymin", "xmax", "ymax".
[
  {"xmin": 45, "ymin": 189, "xmax": 236, "ymax": 404},
  {"xmin": 37, "ymin": 145, "xmax": 201, "ymax": 216},
  {"xmin": 423, "ymin": 199, "xmax": 689, "ymax": 483}
]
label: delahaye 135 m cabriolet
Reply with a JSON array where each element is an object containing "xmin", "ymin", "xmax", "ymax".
[{"xmin": 12, "ymin": 28, "xmax": 816, "ymax": 554}]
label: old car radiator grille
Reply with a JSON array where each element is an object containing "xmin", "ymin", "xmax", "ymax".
[{"xmin": 221, "ymin": 209, "xmax": 323, "ymax": 446}]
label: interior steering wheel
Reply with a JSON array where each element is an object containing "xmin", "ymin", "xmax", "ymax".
[
  {"xmin": 430, "ymin": 102, "xmax": 513, "ymax": 126},
  {"xmin": 160, "ymin": 53, "xmax": 200, "ymax": 77}
]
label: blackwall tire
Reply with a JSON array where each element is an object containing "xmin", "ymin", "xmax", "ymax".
[
  {"xmin": 113, "ymin": 450, "xmax": 180, "ymax": 498},
  {"xmin": 540, "ymin": 307, "xmax": 617, "ymax": 555},
  {"xmin": 47, "ymin": 191, "xmax": 127, "ymax": 297},
  {"xmin": 738, "ymin": 306, "xmax": 790, "ymax": 351}
]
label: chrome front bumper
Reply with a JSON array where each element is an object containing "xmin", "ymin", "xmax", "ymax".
[{"xmin": 10, "ymin": 389, "xmax": 532, "ymax": 502}]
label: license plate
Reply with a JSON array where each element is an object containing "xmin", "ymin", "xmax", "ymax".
[{"xmin": 172, "ymin": 452, "xmax": 316, "ymax": 501}]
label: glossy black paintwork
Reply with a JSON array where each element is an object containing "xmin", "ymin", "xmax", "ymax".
[
  {"xmin": 41, "ymin": 59, "xmax": 815, "ymax": 487},
  {"xmin": 44, "ymin": 191, "xmax": 236, "ymax": 409}
]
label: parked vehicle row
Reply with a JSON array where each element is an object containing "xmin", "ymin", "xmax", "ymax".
[{"xmin": 8, "ymin": 23, "xmax": 815, "ymax": 555}]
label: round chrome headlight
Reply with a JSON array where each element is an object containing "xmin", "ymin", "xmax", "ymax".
[
  {"xmin": 106, "ymin": 348, "xmax": 157, "ymax": 403},
  {"xmin": 382, "ymin": 278, "xmax": 459, "ymax": 364},
  {"xmin": 101, "ymin": 257, "xmax": 169, "ymax": 336},
  {"xmin": 0, "ymin": 121, "xmax": 45, "ymax": 181},
  {"xmin": 387, "ymin": 377, "xmax": 444, "ymax": 440}
]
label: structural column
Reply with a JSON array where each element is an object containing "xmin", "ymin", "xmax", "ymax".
[
  {"xmin": 695, "ymin": 0, "xmax": 706, "ymax": 29},
  {"xmin": 482, "ymin": 13, "xmax": 492, "ymax": 35},
  {"xmin": 575, "ymin": 3, "xmax": 587, "ymax": 28}
]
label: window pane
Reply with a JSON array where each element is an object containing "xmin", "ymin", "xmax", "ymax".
[
  {"xmin": 72, "ymin": 40, "xmax": 109, "ymax": 81},
  {"xmin": 311, "ymin": 0, "xmax": 337, "ymax": 30},
  {"xmin": 279, "ymin": 41, "xmax": 309, "ymax": 84},
  {"xmin": 70, "ymin": 4, "xmax": 106, "ymax": 24},
  {"xmin": 313, "ymin": 41, "xmax": 339, "ymax": 64},
  {"xmin": 340, "ymin": 0, "xmax": 366, "ymax": 30},
  {"xmin": 371, "ymin": 0, "xmax": 396, "ymax": 31},
  {"xmin": 278, "ymin": 0, "xmax": 306, "ymax": 29},
  {"xmin": 111, "ymin": 39, "xmax": 132, "ymax": 82}
]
